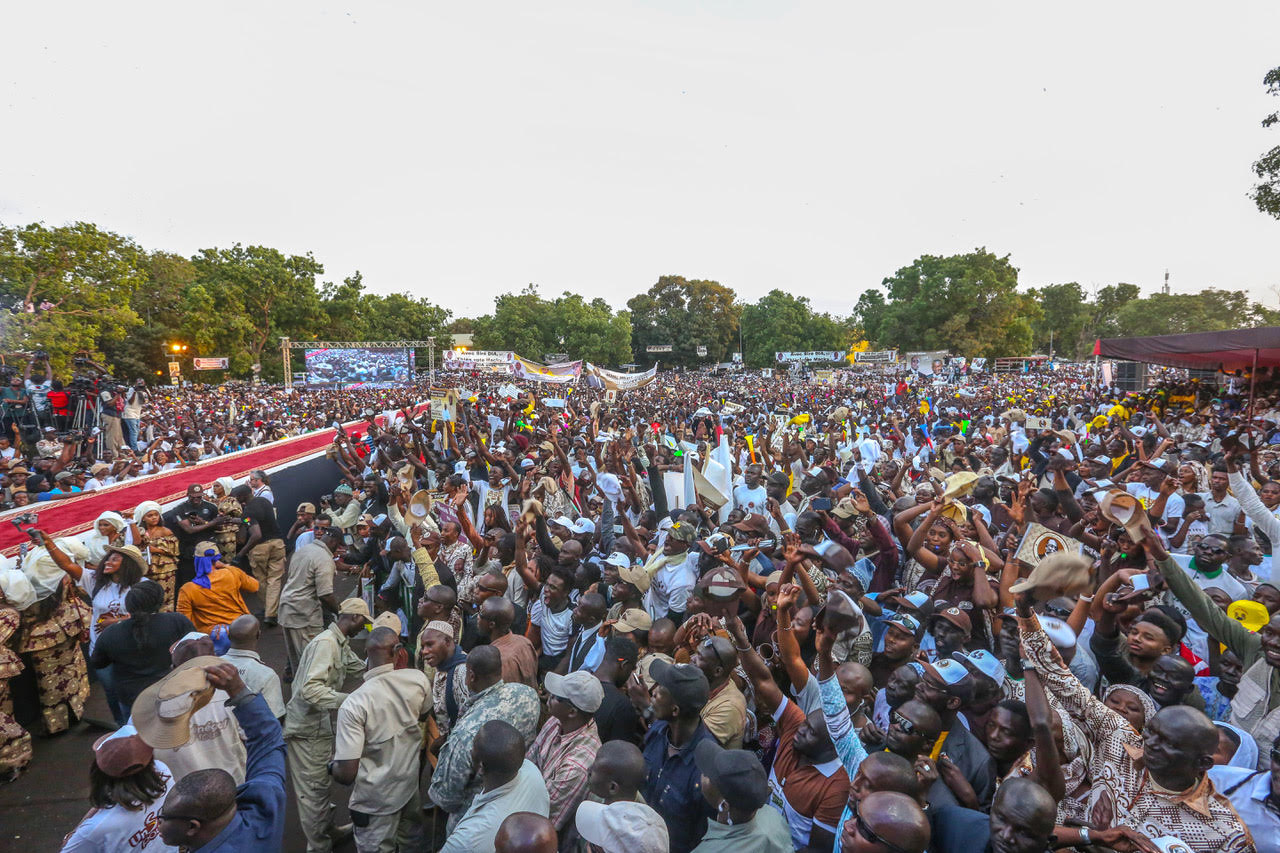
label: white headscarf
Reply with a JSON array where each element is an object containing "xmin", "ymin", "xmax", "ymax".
[
  {"xmin": 22, "ymin": 538, "xmax": 89, "ymax": 602},
  {"xmin": 85, "ymin": 511, "xmax": 127, "ymax": 565},
  {"xmin": 0, "ymin": 556, "xmax": 35, "ymax": 610},
  {"xmin": 133, "ymin": 501, "xmax": 162, "ymax": 527},
  {"xmin": 1215, "ymin": 721, "xmax": 1260, "ymax": 769},
  {"xmin": 214, "ymin": 477, "xmax": 236, "ymax": 499}
]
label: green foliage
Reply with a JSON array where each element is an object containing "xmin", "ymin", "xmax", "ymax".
[
  {"xmin": 740, "ymin": 289, "xmax": 852, "ymax": 367},
  {"xmin": 626, "ymin": 276, "xmax": 742, "ymax": 366},
  {"xmin": 872, "ymin": 249, "xmax": 1037, "ymax": 358},
  {"xmin": 853, "ymin": 290, "xmax": 888, "ymax": 345},
  {"xmin": 1028, "ymin": 282, "xmax": 1088, "ymax": 359},
  {"xmin": 1112, "ymin": 289, "xmax": 1278, "ymax": 337},
  {"xmin": 472, "ymin": 285, "xmax": 632, "ymax": 365},
  {"xmin": 0, "ymin": 222, "xmax": 148, "ymax": 375},
  {"xmin": 1252, "ymin": 66, "xmax": 1280, "ymax": 220}
]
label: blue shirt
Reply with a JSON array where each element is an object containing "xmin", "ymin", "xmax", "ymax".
[
  {"xmin": 643, "ymin": 720, "xmax": 716, "ymax": 853},
  {"xmin": 818, "ymin": 674, "xmax": 869, "ymax": 853},
  {"xmin": 195, "ymin": 691, "xmax": 287, "ymax": 852},
  {"xmin": 1208, "ymin": 766, "xmax": 1280, "ymax": 853}
]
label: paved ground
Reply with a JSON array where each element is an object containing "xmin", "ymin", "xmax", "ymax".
[{"xmin": 0, "ymin": 576, "xmax": 451, "ymax": 853}]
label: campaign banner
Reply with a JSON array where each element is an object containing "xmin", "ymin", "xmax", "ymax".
[
  {"xmin": 970, "ymin": 358, "xmax": 987, "ymax": 373},
  {"xmin": 853, "ymin": 350, "xmax": 897, "ymax": 364},
  {"xmin": 193, "ymin": 357, "xmax": 229, "ymax": 370},
  {"xmin": 776, "ymin": 351, "xmax": 840, "ymax": 363},
  {"xmin": 442, "ymin": 350, "xmax": 516, "ymax": 371},
  {"xmin": 587, "ymin": 363, "xmax": 657, "ymax": 391},
  {"xmin": 513, "ymin": 357, "xmax": 580, "ymax": 384},
  {"xmin": 813, "ymin": 369, "xmax": 835, "ymax": 385},
  {"xmin": 646, "ymin": 344, "xmax": 674, "ymax": 353},
  {"xmin": 905, "ymin": 351, "xmax": 948, "ymax": 375},
  {"xmin": 429, "ymin": 387, "xmax": 458, "ymax": 421}
]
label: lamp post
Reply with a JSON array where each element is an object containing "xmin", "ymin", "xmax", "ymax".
[{"xmin": 165, "ymin": 342, "xmax": 188, "ymax": 385}]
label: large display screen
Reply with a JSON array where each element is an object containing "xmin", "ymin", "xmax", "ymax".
[{"xmin": 303, "ymin": 347, "xmax": 411, "ymax": 389}]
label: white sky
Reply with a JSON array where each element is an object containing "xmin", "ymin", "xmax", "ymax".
[{"xmin": 3, "ymin": 1, "xmax": 1279, "ymax": 320}]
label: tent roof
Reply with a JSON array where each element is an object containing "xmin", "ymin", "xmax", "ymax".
[{"xmin": 1097, "ymin": 327, "xmax": 1280, "ymax": 371}]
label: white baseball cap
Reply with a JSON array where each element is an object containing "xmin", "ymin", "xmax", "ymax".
[{"xmin": 575, "ymin": 801, "xmax": 669, "ymax": 853}]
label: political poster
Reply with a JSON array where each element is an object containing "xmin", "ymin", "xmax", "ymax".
[
  {"xmin": 442, "ymin": 350, "xmax": 516, "ymax": 372},
  {"xmin": 646, "ymin": 344, "xmax": 674, "ymax": 353},
  {"xmin": 587, "ymin": 363, "xmax": 657, "ymax": 391},
  {"xmin": 776, "ymin": 351, "xmax": 841, "ymax": 363},
  {"xmin": 513, "ymin": 357, "xmax": 580, "ymax": 384},
  {"xmin": 905, "ymin": 351, "xmax": 948, "ymax": 376},
  {"xmin": 193, "ymin": 357, "xmax": 229, "ymax": 370},
  {"xmin": 853, "ymin": 350, "xmax": 897, "ymax": 364},
  {"xmin": 1014, "ymin": 522, "xmax": 1083, "ymax": 565}
]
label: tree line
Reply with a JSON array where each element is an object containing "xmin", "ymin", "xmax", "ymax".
[{"xmin": 1, "ymin": 222, "xmax": 1276, "ymax": 381}]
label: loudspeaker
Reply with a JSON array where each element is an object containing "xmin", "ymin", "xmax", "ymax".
[{"xmin": 1113, "ymin": 361, "xmax": 1147, "ymax": 391}]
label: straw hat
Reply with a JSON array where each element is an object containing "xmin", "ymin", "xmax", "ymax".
[
  {"xmin": 396, "ymin": 464, "xmax": 416, "ymax": 489},
  {"xmin": 408, "ymin": 489, "xmax": 433, "ymax": 520},
  {"xmin": 105, "ymin": 544, "xmax": 149, "ymax": 576},
  {"xmin": 131, "ymin": 655, "xmax": 221, "ymax": 749},
  {"xmin": 941, "ymin": 472, "xmax": 979, "ymax": 502}
]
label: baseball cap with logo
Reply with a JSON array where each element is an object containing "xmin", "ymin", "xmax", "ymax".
[
  {"xmin": 615, "ymin": 608, "xmax": 653, "ymax": 634},
  {"xmin": 952, "ymin": 649, "xmax": 1006, "ymax": 684},
  {"xmin": 604, "ymin": 552, "xmax": 631, "ymax": 570},
  {"xmin": 696, "ymin": 566, "xmax": 746, "ymax": 600},
  {"xmin": 731, "ymin": 513, "xmax": 771, "ymax": 537},
  {"xmin": 921, "ymin": 658, "xmax": 969, "ymax": 688},
  {"xmin": 884, "ymin": 612, "xmax": 921, "ymax": 637},
  {"xmin": 932, "ymin": 606, "xmax": 972, "ymax": 636}
]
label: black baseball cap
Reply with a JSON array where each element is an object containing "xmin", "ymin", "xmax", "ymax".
[
  {"xmin": 695, "ymin": 740, "xmax": 770, "ymax": 811},
  {"xmin": 649, "ymin": 659, "xmax": 709, "ymax": 711}
]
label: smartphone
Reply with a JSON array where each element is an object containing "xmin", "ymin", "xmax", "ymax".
[
  {"xmin": 811, "ymin": 497, "xmax": 833, "ymax": 512},
  {"xmin": 1131, "ymin": 574, "xmax": 1150, "ymax": 592}
]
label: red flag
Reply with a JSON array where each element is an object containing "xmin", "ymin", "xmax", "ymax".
[{"xmin": 1092, "ymin": 338, "xmax": 1101, "ymax": 356}]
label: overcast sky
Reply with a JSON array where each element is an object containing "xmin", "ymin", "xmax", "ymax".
[{"xmin": 3, "ymin": 1, "xmax": 1278, "ymax": 320}]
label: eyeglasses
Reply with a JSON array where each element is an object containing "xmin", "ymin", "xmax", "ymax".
[
  {"xmin": 853, "ymin": 804, "xmax": 913, "ymax": 853},
  {"xmin": 890, "ymin": 710, "xmax": 920, "ymax": 736}
]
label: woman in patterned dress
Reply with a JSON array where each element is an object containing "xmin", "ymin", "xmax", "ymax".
[
  {"xmin": 133, "ymin": 501, "xmax": 180, "ymax": 610},
  {"xmin": 211, "ymin": 477, "xmax": 242, "ymax": 559},
  {"xmin": 17, "ymin": 531, "xmax": 91, "ymax": 735},
  {"xmin": 0, "ymin": 587, "xmax": 32, "ymax": 782}
]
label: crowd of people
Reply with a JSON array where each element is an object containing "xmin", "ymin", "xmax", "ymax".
[{"xmin": 1, "ymin": 357, "xmax": 1278, "ymax": 852}]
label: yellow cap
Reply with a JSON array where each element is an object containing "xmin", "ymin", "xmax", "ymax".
[{"xmin": 1228, "ymin": 599, "xmax": 1269, "ymax": 632}]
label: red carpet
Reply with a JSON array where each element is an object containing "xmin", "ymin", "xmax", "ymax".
[{"xmin": 0, "ymin": 403, "xmax": 428, "ymax": 555}]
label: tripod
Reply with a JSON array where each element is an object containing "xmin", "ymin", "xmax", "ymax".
[{"xmin": 70, "ymin": 391, "xmax": 102, "ymax": 460}]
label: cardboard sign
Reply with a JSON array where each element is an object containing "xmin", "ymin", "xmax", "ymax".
[
  {"xmin": 603, "ymin": 389, "xmax": 617, "ymax": 403},
  {"xmin": 430, "ymin": 388, "xmax": 458, "ymax": 422},
  {"xmin": 1015, "ymin": 522, "xmax": 1083, "ymax": 565},
  {"xmin": 1024, "ymin": 416, "xmax": 1051, "ymax": 430}
]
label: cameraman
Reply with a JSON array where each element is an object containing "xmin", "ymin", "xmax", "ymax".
[
  {"xmin": 23, "ymin": 353, "xmax": 53, "ymax": 428},
  {"xmin": 97, "ymin": 383, "xmax": 125, "ymax": 455},
  {"xmin": 122, "ymin": 379, "xmax": 149, "ymax": 452}
]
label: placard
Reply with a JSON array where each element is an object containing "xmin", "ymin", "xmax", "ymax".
[
  {"xmin": 193, "ymin": 357, "xmax": 229, "ymax": 370},
  {"xmin": 1024, "ymin": 416, "xmax": 1051, "ymax": 430},
  {"xmin": 1015, "ymin": 522, "xmax": 1082, "ymax": 565},
  {"xmin": 646, "ymin": 344, "xmax": 674, "ymax": 353},
  {"xmin": 854, "ymin": 350, "xmax": 898, "ymax": 364}
]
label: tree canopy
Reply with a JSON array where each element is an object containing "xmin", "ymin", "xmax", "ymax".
[
  {"xmin": 471, "ymin": 285, "xmax": 632, "ymax": 365},
  {"xmin": 1252, "ymin": 65, "xmax": 1280, "ymax": 221},
  {"xmin": 626, "ymin": 276, "xmax": 742, "ymax": 367}
]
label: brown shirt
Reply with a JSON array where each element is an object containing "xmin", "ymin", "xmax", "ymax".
[{"xmin": 491, "ymin": 631, "xmax": 538, "ymax": 689}]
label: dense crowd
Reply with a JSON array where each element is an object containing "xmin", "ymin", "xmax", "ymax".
[{"xmin": 2, "ymin": 358, "xmax": 1279, "ymax": 853}]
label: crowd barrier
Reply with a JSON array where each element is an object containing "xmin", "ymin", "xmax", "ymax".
[{"xmin": 0, "ymin": 402, "xmax": 430, "ymax": 556}]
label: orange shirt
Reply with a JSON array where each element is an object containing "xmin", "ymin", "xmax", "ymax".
[{"xmin": 177, "ymin": 564, "xmax": 259, "ymax": 632}]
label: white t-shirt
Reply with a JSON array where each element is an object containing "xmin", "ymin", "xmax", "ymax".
[
  {"xmin": 148, "ymin": 690, "xmax": 247, "ymax": 786},
  {"xmin": 78, "ymin": 569, "xmax": 130, "ymax": 654},
  {"xmin": 60, "ymin": 760, "xmax": 178, "ymax": 852},
  {"xmin": 1125, "ymin": 483, "xmax": 1184, "ymax": 525},
  {"xmin": 529, "ymin": 597, "xmax": 574, "ymax": 656},
  {"xmin": 733, "ymin": 483, "xmax": 768, "ymax": 516}
]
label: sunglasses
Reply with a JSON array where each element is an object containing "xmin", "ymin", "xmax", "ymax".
[
  {"xmin": 853, "ymin": 805, "xmax": 913, "ymax": 853},
  {"xmin": 890, "ymin": 710, "xmax": 921, "ymax": 736}
]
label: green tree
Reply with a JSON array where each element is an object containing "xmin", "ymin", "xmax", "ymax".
[
  {"xmin": 626, "ymin": 276, "xmax": 741, "ymax": 366},
  {"xmin": 0, "ymin": 222, "xmax": 148, "ymax": 376},
  {"xmin": 875, "ymin": 250, "xmax": 1037, "ymax": 357},
  {"xmin": 740, "ymin": 289, "xmax": 852, "ymax": 367},
  {"xmin": 1252, "ymin": 66, "xmax": 1280, "ymax": 220},
  {"xmin": 471, "ymin": 286, "xmax": 632, "ymax": 365},
  {"xmin": 853, "ymin": 290, "xmax": 888, "ymax": 346},
  {"xmin": 191, "ymin": 244, "xmax": 326, "ymax": 381},
  {"xmin": 1083, "ymin": 283, "xmax": 1142, "ymax": 342},
  {"xmin": 1029, "ymin": 282, "xmax": 1088, "ymax": 358},
  {"xmin": 1113, "ymin": 289, "xmax": 1276, "ymax": 337}
]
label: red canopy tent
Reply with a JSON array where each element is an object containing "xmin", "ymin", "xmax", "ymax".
[{"xmin": 1096, "ymin": 327, "xmax": 1280, "ymax": 371}]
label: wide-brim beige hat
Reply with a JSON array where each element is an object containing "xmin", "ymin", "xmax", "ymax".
[
  {"xmin": 1098, "ymin": 490, "xmax": 1153, "ymax": 541},
  {"xmin": 1010, "ymin": 551, "xmax": 1093, "ymax": 600},
  {"xmin": 105, "ymin": 544, "xmax": 149, "ymax": 577},
  {"xmin": 408, "ymin": 489, "xmax": 433, "ymax": 519},
  {"xmin": 131, "ymin": 655, "xmax": 220, "ymax": 749}
]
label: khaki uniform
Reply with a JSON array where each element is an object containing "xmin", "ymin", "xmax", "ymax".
[
  {"xmin": 279, "ymin": 540, "xmax": 337, "ymax": 673},
  {"xmin": 284, "ymin": 623, "xmax": 365, "ymax": 853},
  {"xmin": 334, "ymin": 663, "xmax": 432, "ymax": 853},
  {"xmin": 249, "ymin": 538, "xmax": 287, "ymax": 620}
]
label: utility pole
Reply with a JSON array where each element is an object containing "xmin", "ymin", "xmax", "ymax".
[{"xmin": 280, "ymin": 337, "xmax": 291, "ymax": 388}]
